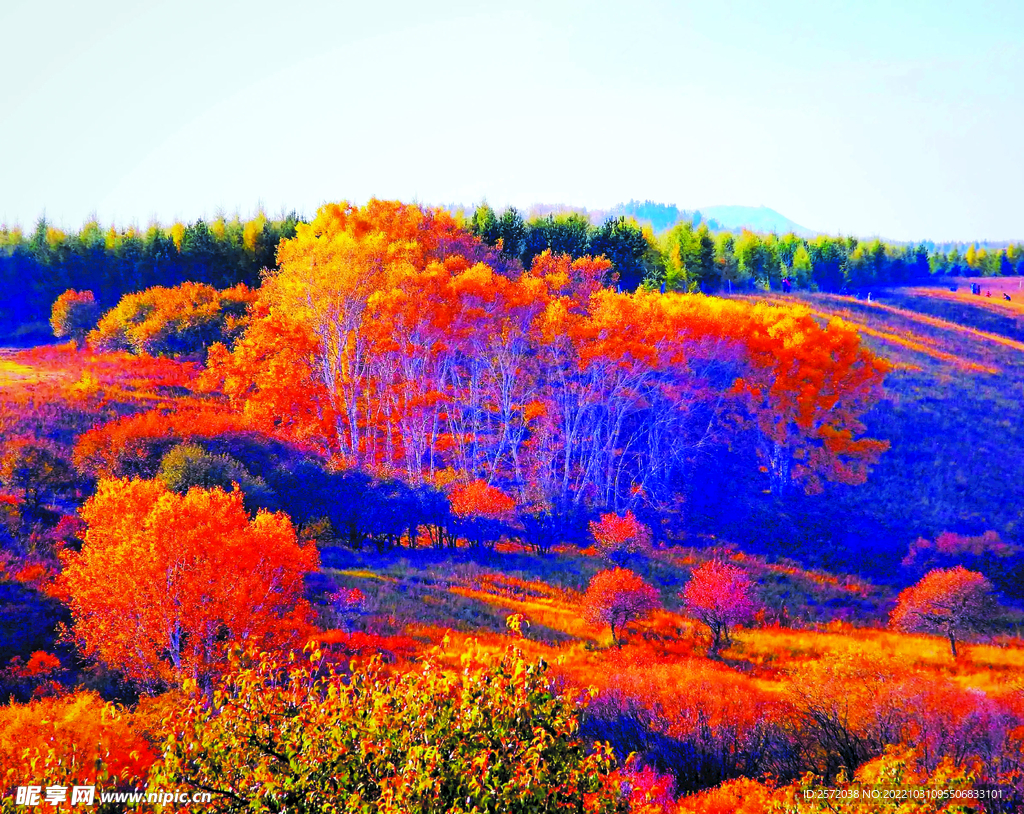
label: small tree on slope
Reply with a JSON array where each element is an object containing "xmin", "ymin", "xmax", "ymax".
[{"xmin": 890, "ymin": 566, "xmax": 1000, "ymax": 657}]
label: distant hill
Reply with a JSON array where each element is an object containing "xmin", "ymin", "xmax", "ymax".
[
  {"xmin": 613, "ymin": 200, "xmax": 819, "ymax": 236},
  {"xmin": 692, "ymin": 205, "xmax": 818, "ymax": 237},
  {"xmin": 519, "ymin": 200, "xmax": 819, "ymax": 237}
]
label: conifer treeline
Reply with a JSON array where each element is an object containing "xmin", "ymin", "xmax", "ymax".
[
  {"xmin": 0, "ymin": 214, "xmax": 300, "ymax": 341},
  {"xmin": 2, "ymin": 205, "xmax": 1022, "ymax": 341},
  {"xmin": 466, "ymin": 204, "xmax": 1024, "ymax": 294}
]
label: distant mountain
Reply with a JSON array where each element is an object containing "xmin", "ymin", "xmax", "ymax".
[
  {"xmin": 525, "ymin": 200, "xmax": 819, "ymax": 237},
  {"xmin": 456, "ymin": 200, "xmax": 820, "ymax": 237},
  {"xmin": 692, "ymin": 205, "xmax": 819, "ymax": 238}
]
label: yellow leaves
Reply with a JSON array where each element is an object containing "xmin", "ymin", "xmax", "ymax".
[
  {"xmin": 505, "ymin": 613, "xmax": 528, "ymax": 637},
  {"xmin": 168, "ymin": 222, "xmax": 185, "ymax": 252},
  {"xmin": 45, "ymin": 226, "xmax": 66, "ymax": 247},
  {"xmin": 242, "ymin": 213, "xmax": 267, "ymax": 251}
]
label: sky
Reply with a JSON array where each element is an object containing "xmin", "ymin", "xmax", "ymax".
[{"xmin": 1, "ymin": 0, "xmax": 1021, "ymax": 242}]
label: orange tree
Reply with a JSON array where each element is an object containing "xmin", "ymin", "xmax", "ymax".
[
  {"xmin": 581, "ymin": 568, "xmax": 661, "ymax": 647},
  {"xmin": 60, "ymin": 479, "xmax": 318, "ymax": 692},
  {"xmin": 729, "ymin": 304, "xmax": 890, "ymax": 496},
  {"xmin": 50, "ymin": 288, "xmax": 99, "ymax": 347},
  {"xmin": 890, "ymin": 566, "xmax": 1000, "ymax": 657},
  {"xmin": 151, "ymin": 643, "xmax": 627, "ymax": 814},
  {"xmin": 0, "ymin": 691, "xmax": 155, "ymax": 795}
]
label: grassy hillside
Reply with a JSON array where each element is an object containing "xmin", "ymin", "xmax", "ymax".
[
  {"xmin": 2, "ymin": 289, "xmax": 1023, "ymax": 810},
  {"xmin": 719, "ymin": 282, "xmax": 1024, "ymax": 596}
]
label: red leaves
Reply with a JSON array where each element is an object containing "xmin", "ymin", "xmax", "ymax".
[
  {"xmin": 73, "ymin": 407, "xmax": 250, "ymax": 478},
  {"xmin": 448, "ymin": 479, "xmax": 516, "ymax": 520},
  {"xmin": 682, "ymin": 561, "xmax": 757, "ymax": 651},
  {"xmin": 589, "ymin": 511, "xmax": 652, "ymax": 555},
  {"xmin": 0, "ymin": 691, "xmax": 156, "ymax": 789}
]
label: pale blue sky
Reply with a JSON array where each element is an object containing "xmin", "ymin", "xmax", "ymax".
[{"xmin": 1, "ymin": 0, "xmax": 1021, "ymax": 242}]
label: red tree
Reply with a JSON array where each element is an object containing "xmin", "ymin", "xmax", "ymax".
[
  {"xmin": 682, "ymin": 560, "xmax": 757, "ymax": 651},
  {"xmin": 589, "ymin": 511, "xmax": 652, "ymax": 555},
  {"xmin": 581, "ymin": 568, "xmax": 660, "ymax": 646},
  {"xmin": 448, "ymin": 479, "xmax": 516, "ymax": 549},
  {"xmin": 890, "ymin": 566, "xmax": 999, "ymax": 656}
]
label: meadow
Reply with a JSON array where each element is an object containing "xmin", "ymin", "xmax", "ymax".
[{"xmin": 0, "ymin": 203, "xmax": 1021, "ymax": 813}]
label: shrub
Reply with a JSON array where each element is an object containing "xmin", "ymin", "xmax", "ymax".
[
  {"xmin": 152, "ymin": 643, "xmax": 627, "ymax": 813},
  {"xmin": 0, "ymin": 439, "xmax": 79, "ymax": 513},
  {"xmin": 0, "ymin": 691, "xmax": 155, "ymax": 797},
  {"xmin": 589, "ymin": 511, "xmax": 653, "ymax": 556},
  {"xmin": 50, "ymin": 289, "xmax": 100, "ymax": 347},
  {"xmin": 88, "ymin": 282, "xmax": 254, "ymax": 357},
  {"xmin": 157, "ymin": 442, "xmax": 276, "ymax": 512}
]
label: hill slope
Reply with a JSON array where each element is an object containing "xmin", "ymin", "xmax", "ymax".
[
  {"xmin": 694, "ymin": 204, "xmax": 818, "ymax": 237},
  {"xmin": 715, "ymin": 282, "xmax": 1024, "ymax": 597}
]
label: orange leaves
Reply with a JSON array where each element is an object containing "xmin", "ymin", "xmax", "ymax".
[
  {"xmin": 0, "ymin": 691, "xmax": 155, "ymax": 789},
  {"xmin": 61, "ymin": 478, "xmax": 318, "ymax": 688},
  {"xmin": 728, "ymin": 302, "xmax": 890, "ymax": 494},
  {"xmin": 581, "ymin": 568, "xmax": 661, "ymax": 646},
  {"xmin": 88, "ymin": 281, "xmax": 256, "ymax": 357},
  {"xmin": 200, "ymin": 308, "xmax": 333, "ymax": 451},
  {"xmin": 448, "ymin": 479, "xmax": 516, "ymax": 520},
  {"xmin": 50, "ymin": 289, "xmax": 99, "ymax": 346},
  {"xmin": 528, "ymin": 249, "xmax": 612, "ymax": 304},
  {"xmin": 216, "ymin": 199, "xmax": 889, "ymax": 507},
  {"xmin": 73, "ymin": 406, "xmax": 250, "ymax": 478},
  {"xmin": 889, "ymin": 567, "xmax": 999, "ymax": 656}
]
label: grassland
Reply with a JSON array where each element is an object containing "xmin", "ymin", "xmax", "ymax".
[{"xmin": 724, "ymin": 281, "xmax": 1024, "ymax": 594}]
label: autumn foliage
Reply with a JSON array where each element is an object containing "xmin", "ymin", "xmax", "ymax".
[
  {"xmin": 890, "ymin": 566, "xmax": 999, "ymax": 656},
  {"xmin": 88, "ymin": 281, "xmax": 255, "ymax": 357},
  {"xmin": 60, "ymin": 479, "xmax": 318, "ymax": 689},
  {"xmin": 50, "ymin": 289, "xmax": 100, "ymax": 347},
  {"xmin": 448, "ymin": 478, "xmax": 517, "ymax": 549},
  {"xmin": 204, "ymin": 200, "xmax": 889, "ymax": 509},
  {"xmin": 682, "ymin": 560, "xmax": 757, "ymax": 651},
  {"xmin": 589, "ymin": 511, "xmax": 653, "ymax": 556},
  {"xmin": 152, "ymin": 643, "xmax": 626, "ymax": 813},
  {"xmin": 7, "ymin": 199, "xmax": 1020, "ymax": 814},
  {"xmin": 582, "ymin": 568, "xmax": 661, "ymax": 646},
  {"xmin": 0, "ymin": 691, "xmax": 155, "ymax": 793}
]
